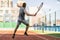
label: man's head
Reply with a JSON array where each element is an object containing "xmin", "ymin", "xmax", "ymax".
[{"xmin": 22, "ymin": 2, "xmax": 26, "ymax": 8}]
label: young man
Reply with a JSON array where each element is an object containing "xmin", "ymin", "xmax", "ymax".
[
  {"xmin": 12, "ymin": 1, "xmax": 43, "ymax": 39},
  {"xmin": 12, "ymin": 2, "xmax": 37, "ymax": 39}
]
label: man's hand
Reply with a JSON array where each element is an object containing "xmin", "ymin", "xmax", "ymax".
[{"xmin": 34, "ymin": 13, "xmax": 37, "ymax": 16}]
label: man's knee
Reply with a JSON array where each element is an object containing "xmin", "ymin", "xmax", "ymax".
[{"xmin": 26, "ymin": 24, "xmax": 29, "ymax": 26}]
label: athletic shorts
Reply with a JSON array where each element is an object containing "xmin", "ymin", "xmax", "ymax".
[{"xmin": 17, "ymin": 19, "xmax": 29, "ymax": 26}]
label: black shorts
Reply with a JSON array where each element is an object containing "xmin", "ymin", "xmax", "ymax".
[{"xmin": 17, "ymin": 19, "xmax": 29, "ymax": 26}]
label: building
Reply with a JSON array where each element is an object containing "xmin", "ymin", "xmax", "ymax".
[
  {"xmin": 0, "ymin": 0, "xmax": 19, "ymax": 22},
  {"xmin": 0, "ymin": 0, "xmax": 13, "ymax": 7}
]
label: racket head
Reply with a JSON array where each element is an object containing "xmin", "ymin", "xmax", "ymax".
[{"xmin": 38, "ymin": 2, "xmax": 43, "ymax": 11}]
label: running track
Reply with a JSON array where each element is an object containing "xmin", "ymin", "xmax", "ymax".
[{"xmin": 0, "ymin": 30, "xmax": 60, "ymax": 40}]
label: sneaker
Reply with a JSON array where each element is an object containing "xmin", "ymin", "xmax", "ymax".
[
  {"xmin": 12, "ymin": 34, "xmax": 15, "ymax": 39},
  {"xmin": 24, "ymin": 32, "xmax": 28, "ymax": 36}
]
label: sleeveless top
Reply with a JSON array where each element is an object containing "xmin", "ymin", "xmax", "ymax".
[{"xmin": 18, "ymin": 7, "xmax": 25, "ymax": 20}]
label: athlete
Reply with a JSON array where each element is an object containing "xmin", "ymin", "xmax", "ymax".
[{"xmin": 12, "ymin": 1, "xmax": 43, "ymax": 39}]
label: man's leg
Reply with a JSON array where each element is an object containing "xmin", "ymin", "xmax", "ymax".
[
  {"xmin": 22, "ymin": 20, "xmax": 29, "ymax": 36},
  {"xmin": 12, "ymin": 24, "xmax": 19, "ymax": 38},
  {"xmin": 24, "ymin": 24, "xmax": 29, "ymax": 36},
  {"xmin": 12, "ymin": 21, "xmax": 21, "ymax": 39}
]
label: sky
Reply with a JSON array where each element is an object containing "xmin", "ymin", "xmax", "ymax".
[{"xmin": 12, "ymin": 0, "xmax": 60, "ymax": 20}]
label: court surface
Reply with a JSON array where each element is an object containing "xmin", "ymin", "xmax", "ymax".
[{"xmin": 0, "ymin": 30, "xmax": 60, "ymax": 40}]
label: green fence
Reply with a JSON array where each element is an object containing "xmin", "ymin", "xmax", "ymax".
[{"xmin": 0, "ymin": 22, "xmax": 26, "ymax": 28}]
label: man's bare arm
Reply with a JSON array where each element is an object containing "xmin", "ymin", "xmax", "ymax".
[
  {"xmin": 24, "ymin": 10, "xmax": 36, "ymax": 16},
  {"xmin": 24, "ymin": 2, "xmax": 43, "ymax": 16},
  {"xmin": 17, "ymin": 2, "xmax": 22, "ymax": 7}
]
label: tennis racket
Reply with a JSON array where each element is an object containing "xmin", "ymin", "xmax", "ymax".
[{"xmin": 35, "ymin": 2, "xmax": 43, "ymax": 15}]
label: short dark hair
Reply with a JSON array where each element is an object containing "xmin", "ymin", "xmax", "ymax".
[{"xmin": 22, "ymin": 2, "xmax": 26, "ymax": 8}]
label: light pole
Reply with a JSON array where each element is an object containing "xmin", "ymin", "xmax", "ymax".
[
  {"xmin": 54, "ymin": 11, "xmax": 56, "ymax": 26},
  {"xmin": 49, "ymin": 9, "xmax": 51, "ymax": 26},
  {"xmin": 45, "ymin": 13, "xmax": 47, "ymax": 26},
  {"xmin": 49, "ymin": 13, "xmax": 51, "ymax": 26}
]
